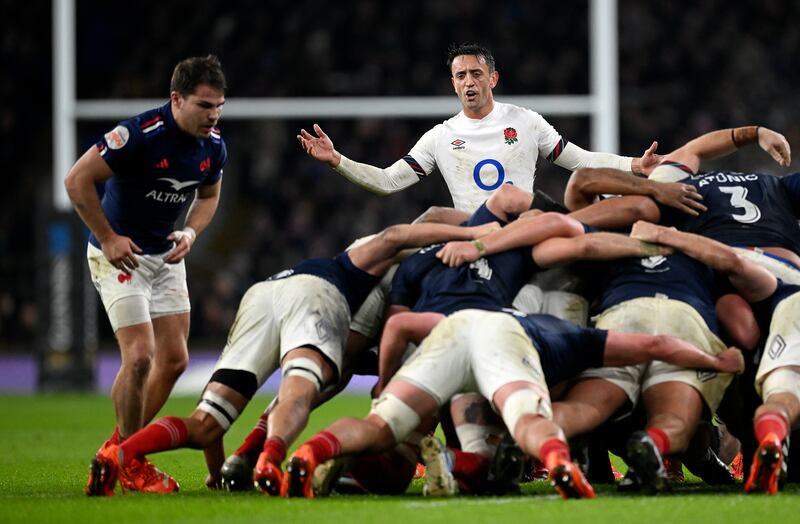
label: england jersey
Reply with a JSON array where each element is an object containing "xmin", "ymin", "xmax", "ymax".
[
  {"xmin": 653, "ymin": 165, "xmax": 800, "ymax": 253},
  {"xmin": 404, "ymin": 102, "xmax": 563, "ymax": 212},
  {"xmin": 92, "ymin": 102, "xmax": 227, "ymax": 254}
]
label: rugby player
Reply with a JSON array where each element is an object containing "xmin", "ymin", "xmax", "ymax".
[
  {"xmin": 629, "ymin": 220, "xmax": 800, "ymax": 494},
  {"xmin": 84, "ymin": 220, "xmax": 498, "ymax": 496},
  {"xmin": 65, "ymin": 56, "xmax": 228, "ymax": 493}
]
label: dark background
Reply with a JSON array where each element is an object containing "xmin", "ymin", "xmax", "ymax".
[{"xmin": 3, "ymin": 0, "xmax": 799, "ymax": 349}]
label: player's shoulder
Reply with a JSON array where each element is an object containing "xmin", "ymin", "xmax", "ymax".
[
  {"xmin": 128, "ymin": 103, "xmax": 171, "ymax": 140},
  {"xmin": 497, "ymin": 101, "xmax": 543, "ymax": 122}
]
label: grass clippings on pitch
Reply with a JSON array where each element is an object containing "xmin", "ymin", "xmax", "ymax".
[{"xmin": 1, "ymin": 394, "xmax": 798, "ymax": 524}]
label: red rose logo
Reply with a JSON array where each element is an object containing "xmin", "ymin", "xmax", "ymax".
[
  {"xmin": 503, "ymin": 127, "xmax": 518, "ymax": 145},
  {"xmin": 117, "ymin": 273, "xmax": 132, "ymax": 284}
]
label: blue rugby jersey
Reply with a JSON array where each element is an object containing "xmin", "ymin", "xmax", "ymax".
[
  {"xmin": 659, "ymin": 169, "xmax": 800, "ymax": 253},
  {"xmin": 390, "ymin": 203, "xmax": 539, "ymax": 315},
  {"xmin": 503, "ymin": 310, "xmax": 608, "ymax": 386},
  {"xmin": 91, "ymin": 102, "xmax": 227, "ymax": 254},
  {"xmin": 596, "ymin": 252, "xmax": 722, "ymax": 334},
  {"xmin": 269, "ymin": 252, "xmax": 381, "ymax": 314}
]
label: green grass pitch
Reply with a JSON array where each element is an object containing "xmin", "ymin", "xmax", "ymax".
[{"xmin": 1, "ymin": 394, "xmax": 798, "ymax": 524}]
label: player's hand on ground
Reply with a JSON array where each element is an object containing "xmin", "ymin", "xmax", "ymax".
[
  {"xmin": 101, "ymin": 234, "xmax": 141, "ymax": 274},
  {"xmin": 716, "ymin": 347, "xmax": 745, "ymax": 374},
  {"xmin": 758, "ymin": 127, "xmax": 791, "ymax": 167},
  {"xmin": 436, "ymin": 240, "xmax": 481, "ymax": 267},
  {"xmin": 652, "ymin": 181, "xmax": 707, "ymax": 216},
  {"xmin": 298, "ymin": 123, "xmax": 340, "ymax": 167},
  {"xmin": 205, "ymin": 473, "xmax": 222, "ymax": 490},
  {"xmin": 629, "ymin": 220, "xmax": 664, "ymax": 243},
  {"xmin": 470, "ymin": 221, "xmax": 501, "ymax": 238},
  {"xmin": 634, "ymin": 141, "xmax": 665, "ymax": 175},
  {"xmin": 164, "ymin": 227, "xmax": 196, "ymax": 264}
]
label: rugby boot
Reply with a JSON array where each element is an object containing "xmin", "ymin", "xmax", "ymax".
[
  {"xmin": 744, "ymin": 433, "xmax": 783, "ymax": 495},
  {"xmin": 486, "ymin": 435, "xmax": 524, "ymax": 494},
  {"xmin": 729, "ymin": 452, "xmax": 744, "ymax": 481},
  {"xmin": 413, "ymin": 463, "xmax": 426, "ymax": 479},
  {"xmin": 85, "ymin": 445, "xmax": 121, "ymax": 496},
  {"xmin": 623, "ymin": 431, "xmax": 670, "ymax": 494},
  {"xmin": 254, "ymin": 451, "xmax": 283, "ymax": 496},
  {"xmin": 549, "ymin": 459, "xmax": 596, "ymax": 499},
  {"xmin": 116, "ymin": 456, "xmax": 179, "ymax": 494},
  {"xmin": 663, "ymin": 458, "xmax": 684, "ymax": 483},
  {"xmin": 221, "ymin": 453, "xmax": 255, "ymax": 492},
  {"xmin": 282, "ymin": 444, "xmax": 319, "ymax": 498},
  {"xmin": 311, "ymin": 456, "xmax": 354, "ymax": 497},
  {"xmin": 420, "ymin": 436, "xmax": 458, "ymax": 497},
  {"xmin": 683, "ymin": 447, "xmax": 735, "ymax": 485}
]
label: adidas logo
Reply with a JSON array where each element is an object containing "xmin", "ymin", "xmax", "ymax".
[{"xmin": 155, "ymin": 158, "xmax": 169, "ymax": 169}]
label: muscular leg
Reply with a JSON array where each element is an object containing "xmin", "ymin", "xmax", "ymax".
[
  {"xmin": 642, "ymin": 382, "xmax": 704, "ymax": 454},
  {"xmin": 112, "ymin": 322, "xmax": 156, "ymax": 439},
  {"xmin": 142, "ymin": 313, "xmax": 190, "ymax": 424},
  {"xmin": 553, "ymin": 378, "xmax": 630, "ymax": 438}
]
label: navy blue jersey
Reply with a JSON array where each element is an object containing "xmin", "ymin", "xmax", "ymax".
[
  {"xmin": 660, "ymin": 170, "xmax": 800, "ymax": 253},
  {"xmin": 504, "ymin": 310, "xmax": 608, "ymax": 386},
  {"xmin": 752, "ymin": 280, "xmax": 800, "ymax": 332},
  {"xmin": 390, "ymin": 204, "xmax": 539, "ymax": 315},
  {"xmin": 270, "ymin": 252, "xmax": 381, "ymax": 314},
  {"xmin": 90, "ymin": 102, "xmax": 227, "ymax": 254},
  {"xmin": 597, "ymin": 252, "xmax": 721, "ymax": 334}
]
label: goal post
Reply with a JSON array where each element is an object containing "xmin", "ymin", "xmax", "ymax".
[{"xmin": 46, "ymin": 0, "xmax": 618, "ymax": 390}]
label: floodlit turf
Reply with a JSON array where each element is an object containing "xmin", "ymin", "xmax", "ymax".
[{"xmin": 1, "ymin": 395, "xmax": 798, "ymax": 524}]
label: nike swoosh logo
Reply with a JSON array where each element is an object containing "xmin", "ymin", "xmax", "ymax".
[{"xmin": 158, "ymin": 177, "xmax": 201, "ymax": 191}]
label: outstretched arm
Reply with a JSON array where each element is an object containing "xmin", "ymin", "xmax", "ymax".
[
  {"xmin": 436, "ymin": 212, "xmax": 585, "ymax": 267},
  {"xmin": 658, "ymin": 126, "xmax": 791, "ymax": 176},
  {"xmin": 375, "ymin": 312, "xmax": 445, "ymax": 396},
  {"xmin": 564, "ymin": 167, "xmax": 706, "ymax": 216},
  {"xmin": 531, "ymin": 232, "xmax": 671, "ymax": 268},
  {"xmin": 552, "ymin": 140, "xmax": 663, "ymax": 175},
  {"xmin": 630, "ymin": 221, "xmax": 778, "ymax": 302},
  {"xmin": 298, "ymin": 123, "xmax": 419, "ymax": 195},
  {"xmin": 349, "ymin": 221, "xmax": 500, "ymax": 276},
  {"xmin": 604, "ymin": 331, "xmax": 745, "ymax": 375}
]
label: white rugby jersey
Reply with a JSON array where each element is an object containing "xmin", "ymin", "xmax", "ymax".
[{"xmin": 405, "ymin": 102, "xmax": 563, "ymax": 212}]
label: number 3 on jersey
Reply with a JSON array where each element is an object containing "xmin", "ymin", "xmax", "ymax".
[
  {"xmin": 719, "ymin": 186, "xmax": 761, "ymax": 224},
  {"xmin": 473, "ymin": 159, "xmax": 512, "ymax": 190}
]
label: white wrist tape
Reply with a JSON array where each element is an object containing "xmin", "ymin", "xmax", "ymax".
[{"xmin": 172, "ymin": 226, "xmax": 196, "ymax": 244}]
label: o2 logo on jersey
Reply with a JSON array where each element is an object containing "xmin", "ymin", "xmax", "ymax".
[{"xmin": 473, "ymin": 159, "xmax": 513, "ymax": 191}]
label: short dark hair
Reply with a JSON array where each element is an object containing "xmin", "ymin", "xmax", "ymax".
[
  {"xmin": 446, "ymin": 43, "xmax": 496, "ymax": 73},
  {"xmin": 170, "ymin": 55, "xmax": 226, "ymax": 96}
]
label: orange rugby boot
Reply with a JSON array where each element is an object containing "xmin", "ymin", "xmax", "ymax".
[
  {"xmin": 281, "ymin": 444, "xmax": 319, "ymax": 498},
  {"xmin": 254, "ymin": 451, "xmax": 283, "ymax": 496},
  {"xmin": 744, "ymin": 433, "xmax": 783, "ymax": 495},
  {"xmin": 549, "ymin": 459, "xmax": 596, "ymax": 500}
]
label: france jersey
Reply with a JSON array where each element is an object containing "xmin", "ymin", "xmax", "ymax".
[
  {"xmin": 91, "ymin": 102, "xmax": 228, "ymax": 254},
  {"xmin": 269, "ymin": 252, "xmax": 381, "ymax": 314},
  {"xmin": 390, "ymin": 203, "xmax": 539, "ymax": 314},
  {"xmin": 503, "ymin": 309, "xmax": 608, "ymax": 386},
  {"xmin": 596, "ymin": 252, "xmax": 722, "ymax": 334},
  {"xmin": 656, "ymin": 167, "xmax": 800, "ymax": 253}
]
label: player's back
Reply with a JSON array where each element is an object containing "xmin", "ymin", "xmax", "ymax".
[{"xmin": 662, "ymin": 170, "xmax": 800, "ymax": 254}]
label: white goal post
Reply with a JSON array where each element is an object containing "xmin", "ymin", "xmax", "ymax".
[{"xmin": 53, "ymin": 0, "xmax": 618, "ymax": 211}]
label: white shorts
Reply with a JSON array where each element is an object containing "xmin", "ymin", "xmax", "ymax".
[
  {"xmin": 87, "ymin": 243, "xmax": 189, "ymax": 331},
  {"xmin": 756, "ymin": 291, "xmax": 800, "ymax": 396},
  {"xmin": 394, "ymin": 309, "xmax": 551, "ymax": 417},
  {"xmin": 527, "ymin": 267, "xmax": 589, "ymax": 326},
  {"xmin": 213, "ymin": 275, "xmax": 350, "ymax": 386},
  {"xmin": 734, "ymin": 248, "xmax": 800, "ymax": 286},
  {"xmin": 350, "ymin": 266, "xmax": 394, "ymax": 338},
  {"xmin": 580, "ymin": 296, "xmax": 732, "ymax": 410}
]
